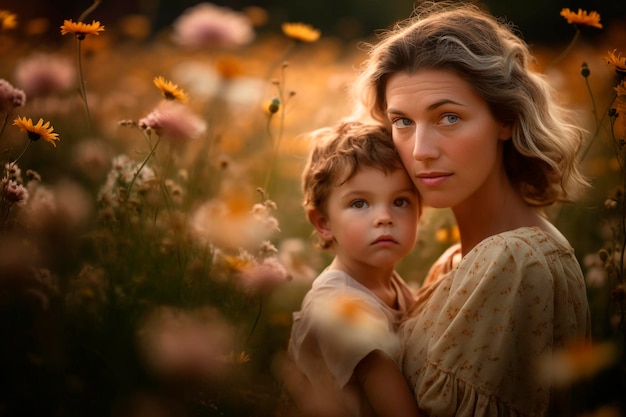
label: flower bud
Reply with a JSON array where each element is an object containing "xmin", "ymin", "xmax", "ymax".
[
  {"xmin": 581, "ymin": 62, "xmax": 590, "ymax": 78},
  {"xmin": 268, "ymin": 98, "xmax": 280, "ymax": 114}
]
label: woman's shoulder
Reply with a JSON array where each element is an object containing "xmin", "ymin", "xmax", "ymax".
[
  {"xmin": 474, "ymin": 226, "xmax": 574, "ymax": 257},
  {"xmin": 458, "ymin": 226, "xmax": 582, "ymax": 290}
]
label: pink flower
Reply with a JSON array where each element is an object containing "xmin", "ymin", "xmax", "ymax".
[
  {"xmin": 137, "ymin": 307, "xmax": 236, "ymax": 382},
  {"xmin": 0, "ymin": 79, "xmax": 26, "ymax": 111},
  {"xmin": 3, "ymin": 178, "xmax": 29, "ymax": 205},
  {"xmin": 171, "ymin": 2, "xmax": 255, "ymax": 48},
  {"xmin": 14, "ymin": 53, "xmax": 75, "ymax": 97},
  {"xmin": 238, "ymin": 256, "xmax": 291, "ymax": 295},
  {"xmin": 138, "ymin": 101, "xmax": 206, "ymax": 141}
]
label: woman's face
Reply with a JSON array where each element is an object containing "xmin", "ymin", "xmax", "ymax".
[{"xmin": 385, "ymin": 69, "xmax": 511, "ymax": 210}]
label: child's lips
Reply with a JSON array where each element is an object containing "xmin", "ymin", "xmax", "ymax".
[{"xmin": 372, "ymin": 235, "xmax": 397, "ymax": 245}]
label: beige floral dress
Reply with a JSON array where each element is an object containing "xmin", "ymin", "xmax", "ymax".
[{"xmin": 400, "ymin": 227, "xmax": 591, "ymax": 417}]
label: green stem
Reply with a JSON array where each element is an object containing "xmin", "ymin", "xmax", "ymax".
[
  {"xmin": 263, "ymin": 65, "xmax": 289, "ymax": 193},
  {"xmin": 78, "ymin": 0, "xmax": 102, "ymax": 22},
  {"xmin": 76, "ymin": 39, "xmax": 93, "ymax": 133},
  {"xmin": 9, "ymin": 140, "xmax": 31, "ymax": 169},
  {"xmin": 244, "ymin": 296, "xmax": 263, "ymax": 347},
  {"xmin": 578, "ymin": 94, "xmax": 617, "ymax": 163},
  {"xmin": 584, "ymin": 76, "xmax": 598, "ymax": 127},
  {"xmin": 550, "ymin": 28, "xmax": 580, "ymax": 68},
  {"xmin": 127, "ymin": 135, "xmax": 161, "ymax": 196},
  {"xmin": 0, "ymin": 112, "xmax": 9, "ymax": 138}
]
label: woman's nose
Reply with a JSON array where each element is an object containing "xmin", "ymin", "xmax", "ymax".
[{"xmin": 412, "ymin": 127, "xmax": 439, "ymax": 161}]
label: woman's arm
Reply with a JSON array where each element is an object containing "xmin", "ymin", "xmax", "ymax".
[{"xmin": 354, "ymin": 350, "xmax": 424, "ymax": 417}]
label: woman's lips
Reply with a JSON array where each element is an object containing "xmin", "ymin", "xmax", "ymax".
[{"xmin": 416, "ymin": 172, "xmax": 451, "ymax": 186}]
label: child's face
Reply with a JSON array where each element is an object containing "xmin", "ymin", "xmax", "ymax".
[{"xmin": 314, "ymin": 166, "xmax": 420, "ymax": 271}]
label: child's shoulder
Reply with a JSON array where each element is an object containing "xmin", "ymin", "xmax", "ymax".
[{"xmin": 311, "ymin": 268, "xmax": 358, "ymax": 289}]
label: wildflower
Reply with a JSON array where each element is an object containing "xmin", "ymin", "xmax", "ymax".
[
  {"xmin": 14, "ymin": 53, "xmax": 75, "ymax": 97},
  {"xmin": 214, "ymin": 55, "xmax": 244, "ymax": 80},
  {"xmin": 310, "ymin": 293, "xmax": 399, "ymax": 356},
  {"xmin": 4, "ymin": 162, "xmax": 21, "ymax": 182},
  {"xmin": 138, "ymin": 101, "xmax": 206, "ymax": 141},
  {"xmin": 2, "ymin": 179, "xmax": 29, "ymax": 205},
  {"xmin": 65, "ymin": 265, "xmax": 109, "ymax": 319},
  {"xmin": 13, "ymin": 117, "xmax": 60, "ymax": 147},
  {"xmin": 615, "ymin": 80, "xmax": 626, "ymax": 97},
  {"xmin": 118, "ymin": 14, "xmax": 151, "ymax": 40},
  {"xmin": 171, "ymin": 2, "xmax": 254, "ymax": 49},
  {"xmin": 237, "ymin": 256, "xmax": 291, "ymax": 295},
  {"xmin": 60, "ymin": 19, "xmax": 105, "ymax": 39},
  {"xmin": 0, "ymin": 79, "xmax": 26, "ymax": 112},
  {"xmin": 71, "ymin": 139, "xmax": 112, "ymax": 183},
  {"xmin": 0, "ymin": 10, "xmax": 17, "ymax": 30},
  {"xmin": 153, "ymin": 76, "xmax": 189, "ymax": 103},
  {"xmin": 137, "ymin": 306, "xmax": 236, "ymax": 382},
  {"xmin": 97, "ymin": 155, "xmax": 156, "ymax": 209},
  {"xmin": 278, "ymin": 238, "xmax": 318, "ymax": 282},
  {"xmin": 583, "ymin": 253, "xmax": 607, "ymax": 288},
  {"xmin": 559, "ymin": 8, "xmax": 602, "ymax": 29},
  {"xmin": 25, "ymin": 180, "xmax": 92, "ymax": 232},
  {"xmin": 580, "ymin": 62, "xmax": 590, "ymax": 78},
  {"xmin": 606, "ymin": 49, "xmax": 626, "ymax": 73},
  {"xmin": 267, "ymin": 97, "xmax": 280, "ymax": 114},
  {"xmin": 171, "ymin": 61, "xmax": 221, "ymax": 100},
  {"xmin": 281, "ymin": 22, "xmax": 321, "ymax": 42},
  {"xmin": 190, "ymin": 186, "xmax": 279, "ymax": 250},
  {"xmin": 539, "ymin": 339, "xmax": 617, "ymax": 387},
  {"xmin": 435, "ymin": 225, "xmax": 460, "ymax": 243}
]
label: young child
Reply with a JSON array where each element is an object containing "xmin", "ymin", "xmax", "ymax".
[{"xmin": 285, "ymin": 121, "xmax": 423, "ymax": 417}]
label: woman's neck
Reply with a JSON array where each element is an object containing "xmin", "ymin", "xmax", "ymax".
[{"xmin": 452, "ymin": 182, "xmax": 543, "ymax": 256}]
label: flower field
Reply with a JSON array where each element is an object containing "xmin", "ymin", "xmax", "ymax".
[{"xmin": 0, "ymin": 2, "xmax": 625, "ymax": 416}]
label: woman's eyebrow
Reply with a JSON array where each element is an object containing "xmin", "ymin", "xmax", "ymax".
[{"xmin": 387, "ymin": 98, "xmax": 466, "ymax": 115}]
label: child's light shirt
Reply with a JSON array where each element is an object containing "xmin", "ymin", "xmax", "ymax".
[{"xmin": 288, "ymin": 268, "xmax": 415, "ymax": 417}]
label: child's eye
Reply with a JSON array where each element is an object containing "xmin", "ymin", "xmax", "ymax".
[
  {"xmin": 350, "ymin": 200, "xmax": 368, "ymax": 209},
  {"xmin": 393, "ymin": 198, "xmax": 410, "ymax": 208}
]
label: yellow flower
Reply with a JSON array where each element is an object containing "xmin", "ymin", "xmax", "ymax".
[
  {"xmin": 214, "ymin": 55, "xmax": 243, "ymax": 79},
  {"xmin": 560, "ymin": 8, "xmax": 602, "ymax": 29},
  {"xmin": 435, "ymin": 225, "xmax": 460, "ymax": 243},
  {"xmin": 153, "ymin": 76, "xmax": 189, "ymax": 103},
  {"xmin": 606, "ymin": 49, "xmax": 626, "ymax": 73},
  {"xmin": 60, "ymin": 19, "xmax": 105, "ymax": 39},
  {"xmin": 281, "ymin": 22, "xmax": 320, "ymax": 42},
  {"xmin": 0, "ymin": 10, "xmax": 17, "ymax": 30},
  {"xmin": 615, "ymin": 80, "xmax": 626, "ymax": 97},
  {"xmin": 13, "ymin": 116, "xmax": 60, "ymax": 147}
]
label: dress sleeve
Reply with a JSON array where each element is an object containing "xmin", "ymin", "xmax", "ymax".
[{"xmin": 402, "ymin": 234, "xmax": 588, "ymax": 417}]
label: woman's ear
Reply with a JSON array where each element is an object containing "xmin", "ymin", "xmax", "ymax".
[
  {"xmin": 498, "ymin": 122, "xmax": 513, "ymax": 141},
  {"xmin": 307, "ymin": 208, "xmax": 333, "ymax": 242}
]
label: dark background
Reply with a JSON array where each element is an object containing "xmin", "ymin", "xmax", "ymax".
[{"xmin": 3, "ymin": 0, "xmax": 625, "ymax": 45}]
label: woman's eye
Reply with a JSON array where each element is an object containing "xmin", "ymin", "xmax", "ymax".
[
  {"xmin": 440, "ymin": 114, "xmax": 459, "ymax": 125},
  {"xmin": 391, "ymin": 118, "xmax": 413, "ymax": 129},
  {"xmin": 351, "ymin": 200, "xmax": 368, "ymax": 209}
]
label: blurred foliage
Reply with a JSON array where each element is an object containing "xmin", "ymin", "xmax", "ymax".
[{"xmin": 0, "ymin": 1, "xmax": 625, "ymax": 416}]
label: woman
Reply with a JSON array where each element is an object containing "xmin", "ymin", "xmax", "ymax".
[{"xmin": 352, "ymin": 2, "xmax": 591, "ymax": 416}]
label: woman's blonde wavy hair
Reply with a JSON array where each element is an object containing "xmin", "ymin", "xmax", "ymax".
[{"xmin": 352, "ymin": 1, "xmax": 589, "ymax": 207}]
